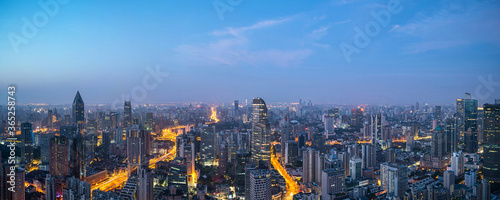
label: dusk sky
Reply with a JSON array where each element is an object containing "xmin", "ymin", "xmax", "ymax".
[{"xmin": 1, "ymin": 0, "xmax": 499, "ymax": 105}]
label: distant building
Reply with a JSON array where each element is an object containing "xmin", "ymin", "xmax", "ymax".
[
  {"xmin": 431, "ymin": 126, "xmax": 445, "ymax": 157},
  {"xmin": 127, "ymin": 125, "xmax": 148, "ymax": 176},
  {"xmin": 72, "ymin": 91, "xmax": 85, "ymax": 131},
  {"xmin": 451, "ymin": 151, "xmax": 465, "ymax": 176},
  {"xmin": 380, "ymin": 162, "xmax": 408, "ymax": 199},
  {"xmin": 45, "ymin": 174, "xmax": 56, "ymax": 200},
  {"xmin": 483, "ymin": 103, "xmax": 500, "ymax": 182},
  {"xmin": 50, "ymin": 136, "xmax": 70, "ymax": 177},
  {"xmin": 361, "ymin": 144, "xmax": 376, "ymax": 169},
  {"xmin": 349, "ymin": 155, "xmax": 362, "ymax": 180},
  {"xmin": 21, "ymin": 122, "xmax": 33, "ymax": 166},
  {"xmin": 321, "ymin": 168, "xmax": 345, "ymax": 199},
  {"xmin": 457, "ymin": 93, "xmax": 478, "ymax": 153}
]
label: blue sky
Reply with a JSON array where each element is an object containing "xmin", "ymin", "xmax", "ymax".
[{"xmin": 0, "ymin": 0, "xmax": 499, "ymax": 105}]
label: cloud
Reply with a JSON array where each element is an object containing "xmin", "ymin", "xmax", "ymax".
[
  {"xmin": 211, "ymin": 17, "xmax": 292, "ymax": 37},
  {"xmin": 334, "ymin": 19, "xmax": 351, "ymax": 25},
  {"xmin": 395, "ymin": 1, "xmax": 500, "ymax": 53},
  {"xmin": 310, "ymin": 24, "xmax": 331, "ymax": 39},
  {"xmin": 389, "ymin": 25, "xmax": 400, "ymax": 32},
  {"xmin": 176, "ymin": 17, "xmax": 312, "ymax": 67}
]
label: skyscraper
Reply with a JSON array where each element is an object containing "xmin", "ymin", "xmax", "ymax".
[
  {"xmin": 127, "ymin": 125, "xmax": 148, "ymax": 175},
  {"xmin": 431, "ymin": 126, "xmax": 445, "ymax": 157},
  {"xmin": 72, "ymin": 91, "xmax": 85, "ymax": 131},
  {"xmin": 234, "ymin": 100, "xmax": 239, "ymax": 111},
  {"xmin": 361, "ymin": 144, "xmax": 376, "ymax": 169},
  {"xmin": 445, "ymin": 117, "xmax": 458, "ymax": 154},
  {"xmin": 21, "ymin": 122, "xmax": 33, "ymax": 166},
  {"xmin": 380, "ymin": 162, "xmax": 408, "ymax": 199},
  {"xmin": 483, "ymin": 103, "xmax": 500, "ymax": 182},
  {"xmin": 50, "ymin": 136, "xmax": 70, "ymax": 177},
  {"xmin": 457, "ymin": 93, "xmax": 478, "ymax": 153},
  {"xmin": 302, "ymin": 148, "xmax": 319, "ymax": 184},
  {"xmin": 124, "ymin": 100, "xmax": 132, "ymax": 127},
  {"xmin": 435, "ymin": 105, "xmax": 442, "ymax": 124},
  {"xmin": 45, "ymin": 174, "xmax": 56, "ymax": 200},
  {"xmin": 451, "ymin": 151, "xmax": 464, "ymax": 176},
  {"xmin": 250, "ymin": 98, "xmax": 271, "ymax": 164},
  {"xmin": 349, "ymin": 155, "xmax": 362, "ymax": 180},
  {"xmin": 249, "ymin": 169, "xmax": 272, "ymax": 200},
  {"xmin": 321, "ymin": 168, "xmax": 345, "ymax": 199}
]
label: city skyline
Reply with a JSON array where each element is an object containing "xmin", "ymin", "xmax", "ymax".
[{"xmin": 1, "ymin": 0, "xmax": 499, "ymax": 105}]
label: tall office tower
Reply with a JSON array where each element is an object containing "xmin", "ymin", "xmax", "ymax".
[
  {"xmin": 431, "ymin": 126, "xmax": 445, "ymax": 157},
  {"xmin": 404, "ymin": 123, "xmax": 417, "ymax": 152},
  {"xmin": 12, "ymin": 168, "xmax": 25, "ymax": 200},
  {"xmin": 381, "ymin": 125, "xmax": 392, "ymax": 141},
  {"xmin": 234, "ymin": 100, "xmax": 239, "ymax": 111},
  {"xmin": 350, "ymin": 108, "xmax": 364, "ymax": 128},
  {"xmin": 415, "ymin": 101, "xmax": 420, "ymax": 112},
  {"xmin": 324, "ymin": 116, "xmax": 335, "ymax": 135},
  {"xmin": 250, "ymin": 98, "xmax": 271, "ymax": 164},
  {"xmin": 127, "ymin": 125, "xmax": 148, "ymax": 175},
  {"xmin": 443, "ymin": 170, "xmax": 455, "ymax": 193},
  {"xmin": 445, "ymin": 117, "xmax": 458, "ymax": 154},
  {"xmin": 435, "ymin": 106, "xmax": 442, "ymax": 124},
  {"xmin": 137, "ymin": 168, "xmax": 153, "ymax": 200},
  {"xmin": 457, "ymin": 93, "xmax": 478, "ymax": 153},
  {"xmin": 45, "ymin": 174, "xmax": 56, "ymax": 200},
  {"xmin": 72, "ymin": 91, "xmax": 85, "ymax": 131},
  {"xmin": 48, "ymin": 109, "xmax": 53, "ymax": 129},
  {"xmin": 201, "ymin": 126, "xmax": 215, "ymax": 166},
  {"xmin": 349, "ymin": 155, "xmax": 362, "ymax": 180},
  {"xmin": 303, "ymin": 148, "xmax": 318, "ymax": 184},
  {"xmin": 385, "ymin": 148, "xmax": 396, "ymax": 163},
  {"xmin": 281, "ymin": 120, "xmax": 292, "ymax": 161},
  {"xmin": 168, "ymin": 157, "xmax": 188, "ymax": 195},
  {"xmin": 285, "ymin": 140, "xmax": 298, "ymax": 165},
  {"xmin": 451, "ymin": 151, "xmax": 464, "ymax": 176},
  {"xmin": 483, "ymin": 103, "xmax": 500, "ymax": 182},
  {"xmin": 336, "ymin": 151, "xmax": 350, "ymax": 177},
  {"xmin": 371, "ymin": 115, "xmax": 382, "ymax": 140},
  {"xmin": 321, "ymin": 168, "xmax": 345, "ymax": 199},
  {"xmin": 380, "ymin": 162, "xmax": 408, "ymax": 199},
  {"xmin": 249, "ymin": 169, "xmax": 272, "ymax": 200},
  {"xmin": 70, "ymin": 133, "xmax": 86, "ymax": 179},
  {"xmin": 50, "ymin": 136, "xmax": 70, "ymax": 177},
  {"xmin": 21, "ymin": 122, "xmax": 33, "ymax": 165},
  {"xmin": 124, "ymin": 100, "xmax": 132, "ymax": 127},
  {"xmin": 244, "ymin": 163, "xmax": 257, "ymax": 200},
  {"xmin": 361, "ymin": 144, "xmax": 376, "ymax": 169},
  {"xmin": 465, "ymin": 169, "xmax": 477, "ymax": 188}
]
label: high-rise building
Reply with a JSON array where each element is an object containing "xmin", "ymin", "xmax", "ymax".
[
  {"xmin": 361, "ymin": 144, "xmax": 376, "ymax": 169},
  {"xmin": 127, "ymin": 125, "xmax": 148, "ymax": 175},
  {"xmin": 451, "ymin": 151, "xmax": 464, "ymax": 176},
  {"xmin": 124, "ymin": 100, "xmax": 132, "ymax": 127},
  {"xmin": 138, "ymin": 168, "xmax": 153, "ymax": 200},
  {"xmin": 50, "ymin": 136, "xmax": 70, "ymax": 177},
  {"xmin": 249, "ymin": 169, "xmax": 272, "ymax": 200},
  {"xmin": 244, "ymin": 163, "xmax": 257, "ymax": 200},
  {"xmin": 12, "ymin": 168, "xmax": 25, "ymax": 200},
  {"xmin": 303, "ymin": 148, "xmax": 318, "ymax": 184},
  {"xmin": 457, "ymin": 93, "xmax": 478, "ymax": 153},
  {"xmin": 21, "ymin": 122, "xmax": 33, "ymax": 166},
  {"xmin": 250, "ymin": 98, "xmax": 271, "ymax": 164},
  {"xmin": 385, "ymin": 148, "xmax": 396, "ymax": 163},
  {"xmin": 435, "ymin": 106, "xmax": 442, "ymax": 124},
  {"xmin": 45, "ymin": 174, "xmax": 56, "ymax": 200},
  {"xmin": 443, "ymin": 170, "xmax": 455, "ymax": 194},
  {"xmin": 234, "ymin": 100, "xmax": 239, "ymax": 111},
  {"xmin": 465, "ymin": 169, "xmax": 477, "ymax": 188},
  {"xmin": 324, "ymin": 116, "xmax": 335, "ymax": 135},
  {"xmin": 445, "ymin": 117, "xmax": 458, "ymax": 154},
  {"xmin": 285, "ymin": 140, "xmax": 298, "ymax": 165},
  {"xmin": 201, "ymin": 126, "xmax": 215, "ymax": 166},
  {"xmin": 380, "ymin": 162, "xmax": 408, "ymax": 199},
  {"xmin": 349, "ymin": 155, "xmax": 362, "ymax": 180},
  {"xmin": 431, "ymin": 126, "xmax": 445, "ymax": 157},
  {"xmin": 321, "ymin": 168, "xmax": 345, "ymax": 199},
  {"xmin": 72, "ymin": 91, "xmax": 85, "ymax": 131},
  {"xmin": 168, "ymin": 157, "xmax": 188, "ymax": 196},
  {"xmin": 483, "ymin": 103, "xmax": 500, "ymax": 182}
]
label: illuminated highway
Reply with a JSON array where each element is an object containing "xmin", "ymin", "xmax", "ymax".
[{"xmin": 270, "ymin": 152, "xmax": 299, "ymax": 200}]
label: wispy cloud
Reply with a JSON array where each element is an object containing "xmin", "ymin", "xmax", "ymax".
[
  {"xmin": 396, "ymin": 1, "xmax": 500, "ymax": 54},
  {"xmin": 310, "ymin": 24, "xmax": 331, "ymax": 39},
  {"xmin": 176, "ymin": 17, "xmax": 312, "ymax": 67},
  {"xmin": 211, "ymin": 17, "xmax": 292, "ymax": 37}
]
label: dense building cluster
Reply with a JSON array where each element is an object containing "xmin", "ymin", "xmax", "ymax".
[{"xmin": 0, "ymin": 92, "xmax": 499, "ymax": 200}]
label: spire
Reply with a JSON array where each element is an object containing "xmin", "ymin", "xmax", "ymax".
[{"xmin": 73, "ymin": 91, "xmax": 84, "ymax": 104}]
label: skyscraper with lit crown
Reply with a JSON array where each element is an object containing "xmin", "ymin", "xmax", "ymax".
[
  {"xmin": 72, "ymin": 91, "xmax": 85, "ymax": 131},
  {"xmin": 250, "ymin": 97, "xmax": 271, "ymax": 164}
]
